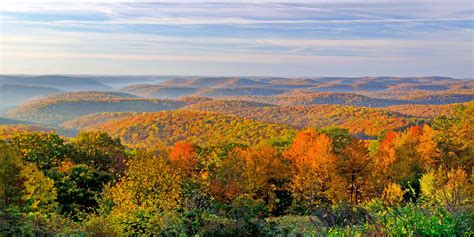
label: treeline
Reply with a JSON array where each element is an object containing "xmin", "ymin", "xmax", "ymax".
[
  {"xmin": 185, "ymin": 101, "xmax": 418, "ymax": 136},
  {"xmin": 0, "ymin": 103, "xmax": 472, "ymax": 236}
]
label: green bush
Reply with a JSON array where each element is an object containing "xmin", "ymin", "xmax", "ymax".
[{"xmin": 260, "ymin": 215, "xmax": 322, "ymax": 236}]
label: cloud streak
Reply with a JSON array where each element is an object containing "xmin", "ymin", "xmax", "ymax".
[{"xmin": 0, "ymin": 1, "xmax": 472, "ymax": 77}]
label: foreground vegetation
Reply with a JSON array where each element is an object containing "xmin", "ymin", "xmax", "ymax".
[{"xmin": 0, "ymin": 102, "xmax": 472, "ymax": 236}]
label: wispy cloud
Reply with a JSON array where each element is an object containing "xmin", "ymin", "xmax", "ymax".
[{"xmin": 0, "ymin": 1, "xmax": 472, "ymax": 77}]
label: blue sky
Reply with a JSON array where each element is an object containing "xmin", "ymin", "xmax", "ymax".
[{"xmin": 0, "ymin": 0, "xmax": 473, "ymax": 77}]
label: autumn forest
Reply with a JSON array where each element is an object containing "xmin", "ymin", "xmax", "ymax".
[{"xmin": 0, "ymin": 75, "xmax": 473, "ymax": 236}]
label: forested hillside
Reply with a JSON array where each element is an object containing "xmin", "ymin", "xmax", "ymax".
[
  {"xmin": 227, "ymin": 92, "xmax": 474, "ymax": 107},
  {"xmin": 5, "ymin": 91, "xmax": 183, "ymax": 125},
  {"xmin": 184, "ymin": 101, "xmax": 419, "ymax": 136},
  {"xmin": 383, "ymin": 104, "xmax": 458, "ymax": 118},
  {"xmin": 2, "ymin": 0, "xmax": 473, "ymax": 234},
  {"xmin": 61, "ymin": 112, "xmax": 138, "ymax": 130},
  {"xmin": 121, "ymin": 85, "xmax": 199, "ymax": 98},
  {"xmin": 87, "ymin": 110, "xmax": 295, "ymax": 147},
  {"xmin": 1, "ymin": 101, "xmax": 472, "ymax": 236},
  {"xmin": 0, "ymin": 75, "xmax": 473, "ymax": 236}
]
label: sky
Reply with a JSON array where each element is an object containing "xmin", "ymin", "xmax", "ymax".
[{"xmin": 0, "ymin": 0, "xmax": 473, "ymax": 78}]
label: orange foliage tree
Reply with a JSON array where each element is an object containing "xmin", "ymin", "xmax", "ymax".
[
  {"xmin": 338, "ymin": 139, "xmax": 374, "ymax": 204},
  {"xmin": 168, "ymin": 142, "xmax": 198, "ymax": 177},
  {"xmin": 284, "ymin": 129, "xmax": 345, "ymax": 206},
  {"xmin": 210, "ymin": 144, "xmax": 288, "ymax": 210}
]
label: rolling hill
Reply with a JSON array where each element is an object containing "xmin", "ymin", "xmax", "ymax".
[
  {"xmin": 4, "ymin": 91, "xmax": 183, "ymax": 125},
  {"xmin": 225, "ymin": 92, "xmax": 398, "ymax": 107},
  {"xmin": 61, "ymin": 112, "xmax": 138, "ymax": 130},
  {"xmin": 197, "ymin": 87, "xmax": 286, "ymax": 97},
  {"xmin": 121, "ymin": 84, "xmax": 199, "ymax": 98},
  {"xmin": 382, "ymin": 104, "xmax": 458, "ymax": 118},
  {"xmin": 225, "ymin": 91, "xmax": 474, "ymax": 107},
  {"xmin": 61, "ymin": 98, "xmax": 421, "ymax": 137},
  {"xmin": 86, "ymin": 110, "xmax": 294, "ymax": 146},
  {"xmin": 122, "ymin": 84, "xmax": 287, "ymax": 98},
  {"xmin": 0, "ymin": 124, "xmax": 76, "ymax": 139},
  {"xmin": 183, "ymin": 100, "xmax": 419, "ymax": 136},
  {"xmin": 160, "ymin": 77, "xmax": 267, "ymax": 88},
  {"xmin": 0, "ymin": 117, "xmax": 31, "ymax": 125}
]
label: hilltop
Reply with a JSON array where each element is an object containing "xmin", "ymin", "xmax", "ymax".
[
  {"xmin": 160, "ymin": 77, "xmax": 267, "ymax": 88},
  {"xmin": 5, "ymin": 91, "xmax": 183, "ymax": 125}
]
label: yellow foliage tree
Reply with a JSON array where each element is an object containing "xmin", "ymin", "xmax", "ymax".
[
  {"xmin": 420, "ymin": 167, "xmax": 473, "ymax": 212},
  {"xmin": 417, "ymin": 124, "xmax": 438, "ymax": 167},
  {"xmin": 381, "ymin": 182, "xmax": 405, "ymax": 206},
  {"xmin": 20, "ymin": 163, "xmax": 58, "ymax": 212},
  {"xmin": 104, "ymin": 152, "xmax": 182, "ymax": 234}
]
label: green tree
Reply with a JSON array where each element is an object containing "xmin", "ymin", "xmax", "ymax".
[
  {"xmin": 71, "ymin": 131, "xmax": 126, "ymax": 174},
  {"xmin": 432, "ymin": 102, "xmax": 473, "ymax": 169},
  {"xmin": 50, "ymin": 164, "xmax": 112, "ymax": 217},
  {"xmin": 0, "ymin": 141, "xmax": 22, "ymax": 207},
  {"xmin": 9, "ymin": 132, "xmax": 70, "ymax": 171},
  {"xmin": 320, "ymin": 127, "xmax": 352, "ymax": 154}
]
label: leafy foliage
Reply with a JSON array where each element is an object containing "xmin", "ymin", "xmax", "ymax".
[
  {"xmin": 185, "ymin": 101, "xmax": 420, "ymax": 136},
  {"xmin": 88, "ymin": 110, "xmax": 294, "ymax": 146},
  {"xmin": 0, "ymin": 97, "xmax": 472, "ymax": 236}
]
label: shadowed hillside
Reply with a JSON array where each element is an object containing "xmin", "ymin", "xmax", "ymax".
[{"xmin": 5, "ymin": 91, "xmax": 183, "ymax": 125}]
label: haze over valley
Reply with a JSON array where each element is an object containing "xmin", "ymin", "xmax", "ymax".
[{"xmin": 1, "ymin": 75, "xmax": 472, "ymax": 139}]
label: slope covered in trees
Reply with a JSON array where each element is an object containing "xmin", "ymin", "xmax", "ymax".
[
  {"xmin": 225, "ymin": 91, "xmax": 474, "ymax": 107},
  {"xmin": 121, "ymin": 84, "xmax": 199, "ymax": 98},
  {"xmin": 185, "ymin": 100, "xmax": 419, "ymax": 136},
  {"xmin": 0, "ymin": 124, "xmax": 75, "ymax": 138},
  {"xmin": 62, "ymin": 99, "xmax": 419, "ymax": 137},
  {"xmin": 122, "ymin": 84, "xmax": 287, "ymax": 98},
  {"xmin": 87, "ymin": 110, "xmax": 295, "ymax": 146},
  {"xmin": 5, "ymin": 91, "xmax": 183, "ymax": 125},
  {"xmin": 225, "ymin": 92, "xmax": 400, "ymax": 107},
  {"xmin": 197, "ymin": 87, "xmax": 286, "ymax": 97},
  {"xmin": 0, "ymin": 102, "xmax": 472, "ymax": 236},
  {"xmin": 61, "ymin": 112, "xmax": 138, "ymax": 130},
  {"xmin": 383, "ymin": 104, "xmax": 458, "ymax": 118},
  {"xmin": 160, "ymin": 77, "xmax": 267, "ymax": 88}
]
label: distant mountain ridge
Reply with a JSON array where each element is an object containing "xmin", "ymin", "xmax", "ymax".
[
  {"xmin": 4, "ymin": 91, "xmax": 184, "ymax": 125},
  {"xmin": 0, "ymin": 75, "xmax": 111, "ymax": 91},
  {"xmin": 120, "ymin": 76, "xmax": 472, "ymax": 99}
]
